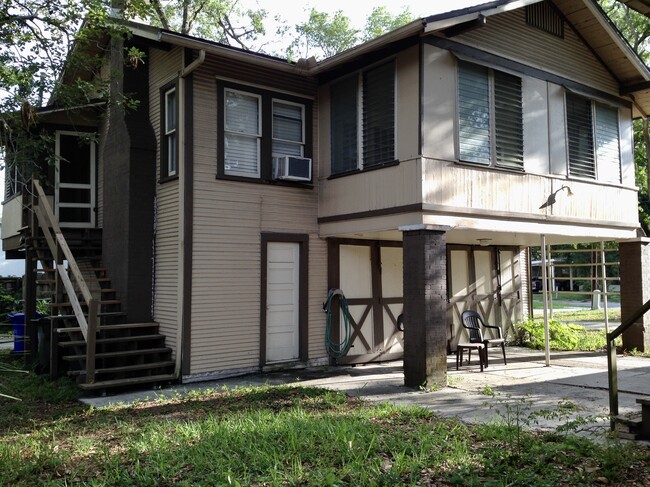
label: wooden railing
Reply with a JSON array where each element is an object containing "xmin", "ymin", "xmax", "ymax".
[
  {"xmin": 607, "ymin": 297, "xmax": 650, "ymax": 428},
  {"xmin": 30, "ymin": 180, "xmax": 98, "ymax": 384}
]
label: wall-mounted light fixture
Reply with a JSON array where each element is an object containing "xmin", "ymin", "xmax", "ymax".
[
  {"xmin": 477, "ymin": 238, "xmax": 492, "ymax": 247},
  {"xmin": 539, "ymin": 185, "xmax": 573, "ymax": 209}
]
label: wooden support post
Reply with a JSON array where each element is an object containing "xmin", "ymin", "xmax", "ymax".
[
  {"xmin": 50, "ymin": 322, "xmax": 60, "ymax": 378},
  {"xmin": 607, "ymin": 336, "xmax": 618, "ymax": 429},
  {"xmin": 24, "ymin": 248, "xmax": 38, "ymax": 365},
  {"xmin": 86, "ymin": 300, "xmax": 98, "ymax": 384},
  {"xmin": 401, "ymin": 225, "xmax": 448, "ymax": 389}
]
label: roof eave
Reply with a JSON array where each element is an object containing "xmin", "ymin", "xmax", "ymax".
[
  {"xmin": 583, "ymin": 0, "xmax": 650, "ymax": 82},
  {"xmin": 310, "ymin": 19, "xmax": 426, "ymax": 75},
  {"xmin": 423, "ymin": 0, "xmax": 542, "ymax": 32}
]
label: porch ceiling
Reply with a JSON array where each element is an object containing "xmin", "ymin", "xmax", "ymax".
[{"xmin": 320, "ymin": 219, "xmax": 641, "ymax": 247}]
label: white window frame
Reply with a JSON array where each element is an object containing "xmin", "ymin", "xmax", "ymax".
[
  {"xmin": 565, "ymin": 92, "xmax": 621, "ymax": 183},
  {"xmin": 457, "ymin": 61, "xmax": 524, "ymax": 170},
  {"xmin": 164, "ymin": 87, "xmax": 177, "ymax": 177},
  {"xmin": 224, "ymin": 88, "xmax": 262, "ymax": 178},
  {"xmin": 271, "ymin": 98, "xmax": 306, "ymax": 159}
]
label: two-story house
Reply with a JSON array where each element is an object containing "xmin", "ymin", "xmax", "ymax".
[{"xmin": 3, "ymin": 0, "xmax": 649, "ymax": 390}]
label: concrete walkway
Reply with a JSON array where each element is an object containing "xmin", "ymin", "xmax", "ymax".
[{"xmin": 80, "ymin": 347, "xmax": 650, "ymax": 440}]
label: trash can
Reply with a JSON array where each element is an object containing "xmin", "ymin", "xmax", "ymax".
[
  {"xmin": 36, "ymin": 316, "xmax": 51, "ymax": 373},
  {"xmin": 7, "ymin": 312, "xmax": 44, "ymax": 354},
  {"xmin": 8, "ymin": 313, "xmax": 26, "ymax": 353}
]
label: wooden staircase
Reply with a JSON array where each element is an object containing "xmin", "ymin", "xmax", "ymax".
[
  {"xmin": 27, "ymin": 179, "xmax": 176, "ymax": 392},
  {"xmin": 615, "ymin": 398, "xmax": 650, "ymax": 440}
]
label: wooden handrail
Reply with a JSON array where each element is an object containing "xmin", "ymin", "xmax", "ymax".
[
  {"xmin": 607, "ymin": 297, "xmax": 650, "ymax": 427},
  {"xmin": 30, "ymin": 179, "xmax": 98, "ymax": 384}
]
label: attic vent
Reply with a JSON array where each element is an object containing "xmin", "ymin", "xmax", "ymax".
[{"xmin": 526, "ymin": 2, "xmax": 564, "ymax": 39}]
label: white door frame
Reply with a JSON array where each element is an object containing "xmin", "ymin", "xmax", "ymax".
[
  {"xmin": 55, "ymin": 130, "xmax": 96, "ymax": 228},
  {"xmin": 261, "ymin": 234, "xmax": 308, "ymax": 365}
]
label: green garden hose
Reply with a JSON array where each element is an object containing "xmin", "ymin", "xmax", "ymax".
[{"xmin": 324, "ymin": 288, "xmax": 352, "ymax": 358}]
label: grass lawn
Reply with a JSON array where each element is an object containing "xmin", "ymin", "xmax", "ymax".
[{"xmin": 1, "ymin": 351, "xmax": 649, "ymax": 486}]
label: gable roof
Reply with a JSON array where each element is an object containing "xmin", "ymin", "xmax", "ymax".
[{"xmin": 311, "ymin": 0, "xmax": 650, "ymax": 118}]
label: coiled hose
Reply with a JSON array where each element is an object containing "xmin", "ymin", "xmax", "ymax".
[{"xmin": 323, "ymin": 288, "xmax": 352, "ymax": 358}]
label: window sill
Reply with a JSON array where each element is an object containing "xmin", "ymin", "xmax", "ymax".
[
  {"xmin": 455, "ymin": 160, "xmax": 525, "ymax": 174},
  {"xmin": 159, "ymin": 174, "xmax": 179, "ymax": 184},
  {"xmin": 215, "ymin": 173, "xmax": 314, "ymax": 189},
  {"xmin": 328, "ymin": 159, "xmax": 400, "ymax": 180}
]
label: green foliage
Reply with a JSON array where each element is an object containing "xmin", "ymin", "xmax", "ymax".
[
  {"xmin": 125, "ymin": 0, "xmax": 270, "ymax": 49},
  {"xmin": 0, "ymin": 349, "xmax": 78, "ymax": 405},
  {"xmin": 288, "ymin": 6, "xmax": 413, "ymax": 60},
  {"xmin": 363, "ymin": 6, "xmax": 413, "ymax": 42},
  {"xmin": 290, "ymin": 9, "xmax": 360, "ymax": 60},
  {"xmin": 0, "ymin": 290, "xmax": 21, "ymax": 318},
  {"xmin": 511, "ymin": 319, "xmax": 609, "ymax": 351},
  {"xmin": 1, "ymin": 382, "xmax": 649, "ymax": 485},
  {"xmin": 599, "ymin": 1, "xmax": 650, "ymax": 233},
  {"xmin": 0, "ymin": 1, "xmax": 143, "ymax": 179}
]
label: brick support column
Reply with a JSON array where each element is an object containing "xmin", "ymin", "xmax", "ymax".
[
  {"xmin": 620, "ymin": 238, "xmax": 650, "ymax": 352},
  {"xmin": 401, "ymin": 226, "xmax": 448, "ymax": 389}
]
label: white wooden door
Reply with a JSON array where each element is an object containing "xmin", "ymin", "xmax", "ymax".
[
  {"xmin": 55, "ymin": 131, "xmax": 96, "ymax": 228},
  {"xmin": 266, "ymin": 242, "xmax": 300, "ymax": 363}
]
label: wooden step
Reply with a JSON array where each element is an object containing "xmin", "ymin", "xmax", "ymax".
[
  {"xmin": 78, "ymin": 373, "xmax": 177, "ymax": 391},
  {"xmin": 635, "ymin": 397, "xmax": 650, "ymax": 439},
  {"xmin": 57, "ymin": 322, "xmax": 160, "ymax": 334},
  {"xmin": 68, "ymin": 360, "xmax": 175, "ymax": 377},
  {"xmin": 50, "ymin": 300, "xmax": 121, "ymax": 309},
  {"xmin": 62, "ymin": 347, "xmax": 172, "ymax": 361},
  {"xmin": 59, "ymin": 334, "xmax": 166, "ymax": 348},
  {"xmin": 49, "ymin": 311, "xmax": 126, "ymax": 320}
]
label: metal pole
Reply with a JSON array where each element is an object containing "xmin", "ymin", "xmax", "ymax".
[
  {"xmin": 600, "ymin": 241, "xmax": 610, "ymax": 334},
  {"xmin": 540, "ymin": 235, "xmax": 551, "ymax": 366}
]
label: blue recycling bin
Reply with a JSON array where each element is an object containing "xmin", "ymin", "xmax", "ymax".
[
  {"xmin": 7, "ymin": 312, "xmax": 44, "ymax": 353},
  {"xmin": 8, "ymin": 313, "xmax": 26, "ymax": 353}
]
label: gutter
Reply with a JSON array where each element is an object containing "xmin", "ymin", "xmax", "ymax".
[
  {"xmin": 160, "ymin": 31, "xmax": 307, "ymax": 74},
  {"xmin": 181, "ymin": 49, "xmax": 206, "ymax": 77},
  {"xmin": 174, "ymin": 49, "xmax": 206, "ymax": 380}
]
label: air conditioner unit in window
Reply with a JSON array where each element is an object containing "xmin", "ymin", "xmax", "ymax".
[{"xmin": 272, "ymin": 155, "xmax": 312, "ymax": 182}]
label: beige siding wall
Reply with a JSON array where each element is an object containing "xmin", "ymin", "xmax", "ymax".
[
  {"xmin": 1, "ymin": 196, "xmax": 22, "ymax": 240},
  {"xmin": 188, "ymin": 59, "xmax": 326, "ymax": 376},
  {"xmin": 454, "ymin": 9, "xmax": 618, "ymax": 94},
  {"xmin": 422, "ymin": 158, "xmax": 639, "ymax": 225},
  {"xmin": 317, "ymin": 46, "xmax": 421, "ymax": 221},
  {"xmin": 318, "ymin": 45, "xmax": 420, "ymax": 178},
  {"xmin": 150, "ymin": 47, "xmax": 183, "ymax": 356}
]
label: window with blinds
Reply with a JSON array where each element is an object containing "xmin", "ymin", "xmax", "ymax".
[
  {"xmin": 160, "ymin": 81, "xmax": 179, "ymax": 181},
  {"xmin": 218, "ymin": 82, "xmax": 311, "ymax": 182},
  {"xmin": 494, "ymin": 71, "xmax": 524, "ymax": 169},
  {"xmin": 272, "ymin": 101, "xmax": 305, "ymax": 158},
  {"xmin": 164, "ymin": 88, "xmax": 178, "ymax": 177},
  {"xmin": 330, "ymin": 76, "xmax": 359, "ymax": 174},
  {"xmin": 595, "ymin": 104, "xmax": 621, "ymax": 184},
  {"xmin": 566, "ymin": 93, "xmax": 620, "ymax": 182},
  {"xmin": 363, "ymin": 62, "xmax": 395, "ymax": 168},
  {"xmin": 458, "ymin": 61, "xmax": 523, "ymax": 170},
  {"xmin": 224, "ymin": 89, "xmax": 262, "ymax": 178},
  {"xmin": 330, "ymin": 60, "xmax": 395, "ymax": 175}
]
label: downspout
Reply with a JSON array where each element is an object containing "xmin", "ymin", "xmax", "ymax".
[{"xmin": 174, "ymin": 49, "xmax": 205, "ymax": 379}]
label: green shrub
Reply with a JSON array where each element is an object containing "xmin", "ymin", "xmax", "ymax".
[{"xmin": 511, "ymin": 319, "xmax": 608, "ymax": 351}]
